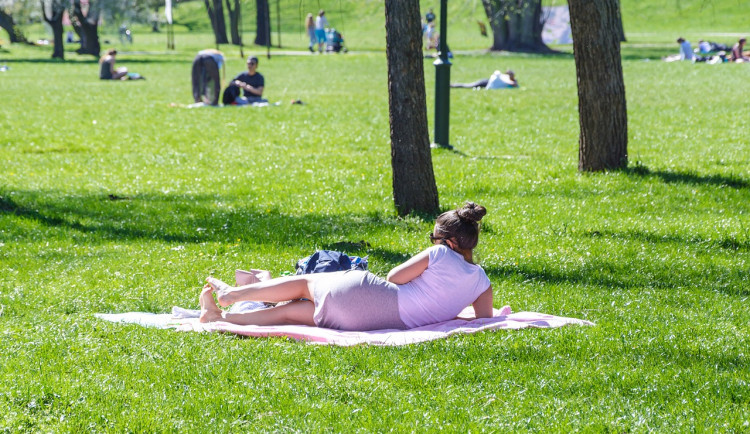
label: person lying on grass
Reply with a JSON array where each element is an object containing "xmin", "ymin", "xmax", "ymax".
[
  {"xmin": 450, "ymin": 69, "xmax": 518, "ymax": 90},
  {"xmin": 200, "ymin": 202, "xmax": 494, "ymax": 330}
]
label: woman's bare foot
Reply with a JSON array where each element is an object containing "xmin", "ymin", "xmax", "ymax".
[
  {"xmin": 199, "ymin": 284, "xmax": 224, "ymax": 323},
  {"xmin": 206, "ymin": 277, "xmax": 235, "ymax": 307}
]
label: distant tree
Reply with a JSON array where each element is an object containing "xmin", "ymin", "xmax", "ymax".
[
  {"xmin": 205, "ymin": 0, "xmax": 228, "ymax": 44},
  {"xmin": 568, "ymin": 0, "xmax": 628, "ymax": 171},
  {"xmin": 224, "ymin": 0, "xmax": 241, "ymax": 45},
  {"xmin": 0, "ymin": 8, "xmax": 29, "ymax": 43},
  {"xmin": 41, "ymin": 0, "xmax": 66, "ymax": 59},
  {"xmin": 384, "ymin": 0, "xmax": 440, "ymax": 216},
  {"xmin": 481, "ymin": 0, "xmax": 552, "ymax": 53},
  {"xmin": 254, "ymin": 0, "xmax": 270, "ymax": 46},
  {"xmin": 72, "ymin": 0, "xmax": 101, "ymax": 57}
]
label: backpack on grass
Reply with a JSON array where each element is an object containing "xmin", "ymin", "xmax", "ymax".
[{"xmin": 222, "ymin": 84, "xmax": 240, "ymax": 105}]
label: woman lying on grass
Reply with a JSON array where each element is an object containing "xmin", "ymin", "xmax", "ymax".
[{"xmin": 200, "ymin": 202, "xmax": 494, "ymax": 330}]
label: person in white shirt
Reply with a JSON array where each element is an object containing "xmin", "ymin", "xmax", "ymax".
[
  {"xmin": 314, "ymin": 10, "xmax": 329, "ymax": 53},
  {"xmin": 450, "ymin": 69, "xmax": 518, "ymax": 90}
]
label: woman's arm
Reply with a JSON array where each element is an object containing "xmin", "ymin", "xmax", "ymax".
[
  {"xmin": 386, "ymin": 249, "xmax": 430, "ymax": 284},
  {"xmin": 471, "ymin": 286, "xmax": 494, "ymax": 319}
]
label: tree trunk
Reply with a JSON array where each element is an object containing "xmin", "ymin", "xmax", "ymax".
[
  {"xmin": 204, "ymin": 0, "xmax": 228, "ymax": 44},
  {"xmin": 614, "ymin": 0, "xmax": 626, "ymax": 42},
  {"xmin": 41, "ymin": 0, "xmax": 65, "ymax": 59},
  {"xmin": 568, "ymin": 0, "xmax": 628, "ymax": 171},
  {"xmin": 72, "ymin": 0, "xmax": 100, "ymax": 57},
  {"xmin": 254, "ymin": 0, "xmax": 270, "ymax": 47},
  {"xmin": 225, "ymin": 0, "xmax": 241, "ymax": 45},
  {"xmin": 481, "ymin": 0, "xmax": 552, "ymax": 52},
  {"xmin": 0, "ymin": 9, "xmax": 29, "ymax": 43},
  {"xmin": 384, "ymin": 0, "xmax": 440, "ymax": 216}
]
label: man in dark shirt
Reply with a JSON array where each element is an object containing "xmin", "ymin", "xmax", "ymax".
[{"xmin": 232, "ymin": 56, "xmax": 267, "ymax": 104}]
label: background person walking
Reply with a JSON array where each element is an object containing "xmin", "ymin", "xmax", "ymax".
[
  {"xmin": 305, "ymin": 13, "xmax": 315, "ymax": 52},
  {"xmin": 314, "ymin": 10, "xmax": 329, "ymax": 53}
]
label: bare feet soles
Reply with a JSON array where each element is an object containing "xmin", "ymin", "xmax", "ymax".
[
  {"xmin": 199, "ymin": 284, "xmax": 224, "ymax": 323},
  {"xmin": 206, "ymin": 277, "xmax": 234, "ymax": 307}
]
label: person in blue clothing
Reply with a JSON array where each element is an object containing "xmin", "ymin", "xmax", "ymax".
[{"xmin": 232, "ymin": 56, "xmax": 267, "ymax": 105}]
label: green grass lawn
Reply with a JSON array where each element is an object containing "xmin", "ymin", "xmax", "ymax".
[{"xmin": 1, "ymin": 2, "xmax": 749, "ymax": 431}]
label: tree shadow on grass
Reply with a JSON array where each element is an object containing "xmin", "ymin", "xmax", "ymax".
[
  {"xmin": 0, "ymin": 189, "xmax": 426, "ymax": 264},
  {"xmin": 1, "ymin": 56, "xmax": 187, "ymax": 65},
  {"xmin": 483, "ymin": 261, "xmax": 749, "ymax": 298},
  {"xmin": 620, "ymin": 46, "xmax": 673, "ymax": 61},
  {"xmin": 3, "ymin": 189, "xmax": 746, "ymax": 297},
  {"xmin": 582, "ymin": 228, "xmax": 750, "ymax": 252},
  {"xmin": 625, "ymin": 164, "xmax": 749, "ymax": 189}
]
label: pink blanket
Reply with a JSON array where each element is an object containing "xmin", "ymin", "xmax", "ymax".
[
  {"xmin": 96, "ymin": 306, "xmax": 594, "ymax": 346},
  {"xmin": 96, "ymin": 270, "xmax": 593, "ymax": 346}
]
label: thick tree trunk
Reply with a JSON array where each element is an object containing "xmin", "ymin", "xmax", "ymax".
[
  {"xmin": 0, "ymin": 9, "xmax": 28, "ymax": 43},
  {"xmin": 614, "ymin": 0, "xmax": 626, "ymax": 42},
  {"xmin": 41, "ymin": 0, "xmax": 65, "ymax": 59},
  {"xmin": 204, "ymin": 0, "xmax": 228, "ymax": 44},
  {"xmin": 72, "ymin": 0, "xmax": 100, "ymax": 57},
  {"xmin": 384, "ymin": 0, "xmax": 440, "ymax": 216},
  {"xmin": 481, "ymin": 0, "xmax": 552, "ymax": 53},
  {"xmin": 568, "ymin": 0, "xmax": 628, "ymax": 171},
  {"xmin": 225, "ymin": 0, "xmax": 241, "ymax": 45},
  {"xmin": 254, "ymin": 0, "xmax": 270, "ymax": 47}
]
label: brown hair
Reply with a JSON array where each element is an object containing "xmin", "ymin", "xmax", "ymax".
[
  {"xmin": 433, "ymin": 202, "xmax": 487, "ymax": 250},
  {"xmin": 99, "ymin": 49, "xmax": 117, "ymax": 64}
]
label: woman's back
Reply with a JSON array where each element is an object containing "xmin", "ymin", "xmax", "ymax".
[
  {"xmin": 99, "ymin": 56, "xmax": 113, "ymax": 79},
  {"xmin": 397, "ymin": 244, "xmax": 490, "ymax": 328}
]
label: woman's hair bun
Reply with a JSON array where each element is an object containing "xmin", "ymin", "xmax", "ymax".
[{"xmin": 457, "ymin": 202, "xmax": 486, "ymax": 223}]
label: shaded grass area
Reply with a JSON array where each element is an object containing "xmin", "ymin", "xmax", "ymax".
[{"xmin": 1, "ymin": 39, "xmax": 749, "ymax": 431}]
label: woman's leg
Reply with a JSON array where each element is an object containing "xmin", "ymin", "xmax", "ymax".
[
  {"xmin": 450, "ymin": 78, "xmax": 489, "ymax": 88},
  {"xmin": 207, "ymin": 274, "xmax": 320, "ymax": 307},
  {"xmin": 199, "ymin": 285, "xmax": 315, "ymax": 325},
  {"xmin": 113, "ymin": 67, "xmax": 128, "ymax": 80}
]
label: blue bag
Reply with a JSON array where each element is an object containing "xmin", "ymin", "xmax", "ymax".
[{"xmin": 295, "ymin": 250, "xmax": 353, "ymax": 275}]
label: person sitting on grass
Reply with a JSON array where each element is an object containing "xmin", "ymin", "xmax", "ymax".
[
  {"xmin": 731, "ymin": 38, "xmax": 749, "ymax": 62},
  {"xmin": 99, "ymin": 49, "xmax": 128, "ymax": 80},
  {"xmin": 451, "ymin": 69, "xmax": 518, "ymax": 90},
  {"xmin": 231, "ymin": 56, "xmax": 268, "ymax": 105},
  {"xmin": 677, "ymin": 37, "xmax": 695, "ymax": 61},
  {"xmin": 199, "ymin": 202, "xmax": 494, "ymax": 331}
]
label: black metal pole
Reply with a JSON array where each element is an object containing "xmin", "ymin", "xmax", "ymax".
[
  {"xmin": 276, "ymin": 0, "xmax": 281, "ymax": 48},
  {"xmin": 432, "ymin": 0, "xmax": 452, "ymax": 149}
]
